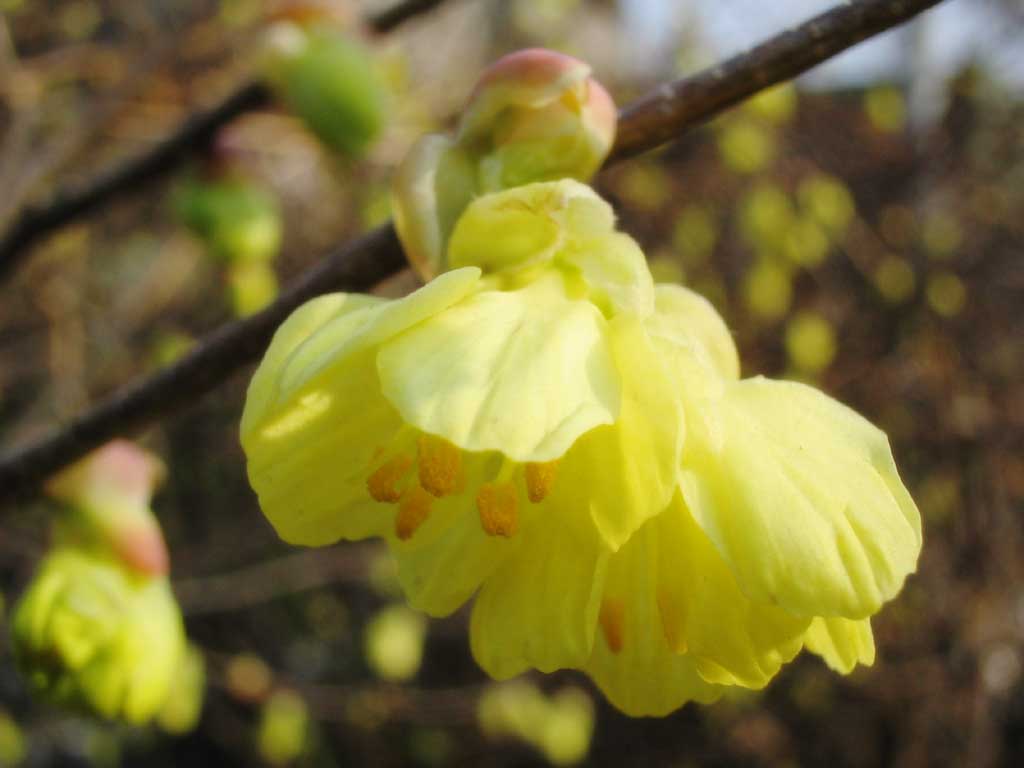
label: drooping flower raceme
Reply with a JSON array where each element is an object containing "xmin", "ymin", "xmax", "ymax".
[
  {"xmin": 10, "ymin": 442, "xmax": 190, "ymax": 724},
  {"xmin": 241, "ymin": 180, "xmax": 921, "ymax": 716},
  {"xmin": 391, "ymin": 48, "xmax": 616, "ymax": 279}
]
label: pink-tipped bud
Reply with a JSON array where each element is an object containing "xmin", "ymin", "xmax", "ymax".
[
  {"xmin": 47, "ymin": 441, "xmax": 170, "ymax": 577},
  {"xmin": 391, "ymin": 48, "xmax": 617, "ymax": 279}
]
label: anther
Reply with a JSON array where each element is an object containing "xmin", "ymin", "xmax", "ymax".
[
  {"xmin": 417, "ymin": 435, "xmax": 462, "ymax": 498},
  {"xmin": 395, "ymin": 485, "xmax": 433, "ymax": 540},
  {"xmin": 524, "ymin": 460, "xmax": 559, "ymax": 503},
  {"xmin": 599, "ymin": 598, "xmax": 625, "ymax": 654},
  {"xmin": 367, "ymin": 455, "xmax": 413, "ymax": 503},
  {"xmin": 476, "ymin": 482, "xmax": 518, "ymax": 537}
]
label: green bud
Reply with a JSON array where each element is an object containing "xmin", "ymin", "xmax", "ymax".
[
  {"xmin": 264, "ymin": 22, "xmax": 388, "ymax": 157},
  {"xmin": 392, "ymin": 48, "xmax": 617, "ymax": 278},
  {"xmin": 10, "ymin": 549, "xmax": 187, "ymax": 725},
  {"xmin": 175, "ymin": 176, "xmax": 282, "ymax": 265}
]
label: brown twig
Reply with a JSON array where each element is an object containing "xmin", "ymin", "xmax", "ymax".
[
  {"xmin": 610, "ymin": 0, "xmax": 943, "ymax": 162},
  {"xmin": 0, "ymin": 0, "xmax": 459, "ymax": 283},
  {"xmin": 175, "ymin": 544, "xmax": 374, "ymax": 616},
  {"xmin": 0, "ymin": 0, "xmax": 946, "ymax": 503}
]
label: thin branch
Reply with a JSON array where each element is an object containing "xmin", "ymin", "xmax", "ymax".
[
  {"xmin": 0, "ymin": 0, "xmax": 946, "ymax": 503},
  {"xmin": 0, "ymin": 0, "xmax": 459, "ymax": 283},
  {"xmin": 611, "ymin": 0, "xmax": 943, "ymax": 162},
  {"xmin": 175, "ymin": 545, "xmax": 373, "ymax": 616},
  {"xmin": 0, "ymin": 82, "xmax": 273, "ymax": 283}
]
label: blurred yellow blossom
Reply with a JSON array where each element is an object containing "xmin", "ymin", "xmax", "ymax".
[
  {"xmin": 11, "ymin": 549, "xmax": 186, "ymax": 725},
  {"xmin": 478, "ymin": 681, "xmax": 594, "ymax": 765},
  {"xmin": 786, "ymin": 312, "xmax": 838, "ymax": 375},
  {"xmin": 743, "ymin": 258, "xmax": 793, "ymax": 320},
  {"xmin": 927, "ymin": 271, "xmax": 967, "ymax": 317},
  {"xmin": 717, "ymin": 120, "xmax": 775, "ymax": 173},
  {"xmin": 258, "ymin": 690, "xmax": 309, "ymax": 766},
  {"xmin": 864, "ymin": 86, "xmax": 907, "ymax": 133},
  {"xmin": 873, "ymin": 256, "xmax": 917, "ymax": 304},
  {"xmin": 10, "ymin": 443, "xmax": 191, "ymax": 726},
  {"xmin": 364, "ymin": 604, "xmax": 427, "ymax": 681}
]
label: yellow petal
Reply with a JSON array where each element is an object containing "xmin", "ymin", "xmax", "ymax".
[
  {"xmin": 241, "ymin": 292, "xmax": 381, "ymax": 440},
  {"xmin": 241, "ymin": 269, "xmax": 482, "ymax": 546},
  {"xmin": 560, "ymin": 230, "xmax": 654, "ymax": 317},
  {"xmin": 272, "ymin": 267, "xmax": 481, "ymax": 403},
  {"xmin": 245, "ymin": 351, "xmax": 402, "ymax": 545},
  {"xmin": 582, "ymin": 518, "xmax": 722, "ymax": 717},
  {"xmin": 470, "ymin": 495, "xmax": 608, "ymax": 679},
  {"xmin": 557, "ymin": 314, "xmax": 682, "ymax": 550},
  {"xmin": 377, "ymin": 275, "xmax": 620, "ymax": 462},
  {"xmin": 646, "ymin": 283, "xmax": 739, "ymax": 380},
  {"xmin": 447, "ymin": 181, "xmax": 654, "ymax": 316},
  {"xmin": 391, "ymin": 134, "xmax": 476, "ymax": 279},
  {"xmin": 804, "ymin": 617, "xmax": 875, "ymax": 674},
  {"xmin": 680, "ymin": 378, "xmax": 922, "ymax": 619},
  {"xmin": 656, "ymin": 497, "xmax": 809, "ymax": 689}
]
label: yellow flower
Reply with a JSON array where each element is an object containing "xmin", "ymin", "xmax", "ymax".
[
  {"xmin": 11, "ymin": 441, "xmax": 198, "ymax": 725},
  {"xmin": 391, "ymin": 48, "xmax": 616, "ymax": 279},
  {"xmin": 241, "ymin": 180, "xmax": 921, "ymax": 716},
  {"xmin": 10, "ymin": 549, "xmax": 186, "ymax": 725}
]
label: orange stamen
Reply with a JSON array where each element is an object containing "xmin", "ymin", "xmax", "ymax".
[
  {"xmin": 395, "ymin": 485, "xmax": 432, "ymax": 541},
  {"xmin": 476, "ymin": 482, "xmax": 518, "ymax": 537},
  {"xmin": 367, "ymin": 455, "xmax": 413, "ymax": 503},
  {"xmin": 524, "ymin": 460, "xmax": 559, "ymax": 503},
  {"xmin": 417, "ymin": 435, "xmax": 462, "ymax": 498}
]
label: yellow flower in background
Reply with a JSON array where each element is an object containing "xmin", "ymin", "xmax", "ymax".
[
  {"xmin": 391, "ymin": 48, "xmax": 616, "ymax": 279},
  {"xmin": 242, "ymin": 179, "xmax": 921, "ymax": 716},
  {"xmin": 10, "ymin": 442, "xmax": 199, "ymax": 727},
  {"xmin": 10, "ymin": 549, "xmax": 186, "ymax": 725}
]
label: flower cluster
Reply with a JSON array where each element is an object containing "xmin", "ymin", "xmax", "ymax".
[
  {"xmin": 242, "ymin": 180, "xmax": 921, "ymax": 715},
  {"xmin": 10, "ymin": 442, "xmax": 198, "ymax": 726},
  {"xmin": 241, "ymin": 50, "xmax": 921, "ymax": 716}
]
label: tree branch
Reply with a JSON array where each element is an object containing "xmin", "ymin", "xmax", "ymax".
[
  {"xmin": 0, "ymin": 0, "xmax": 946, "ymax": 503},
  {"xmin": 611, "ymin": 0, "xmax": 943, "ymax": 163},
  {"xmin": 0, "ymin": 0, "xmax": 458, "ymax": 283}
]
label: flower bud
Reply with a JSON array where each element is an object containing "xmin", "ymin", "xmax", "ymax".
[
  {"xmin": 47, "ymin": 441, "xmax": 169, "ymax": 577},
  {"xmin": 263, "ymin": 21, "xmax": 388, "ymax": 157},
  {"xmin": 392, "ymin": 48, "xmax": 617, "ymax": 278},
  {"xmin": 10, "ymin": 549, "xmax": 187, "ymax": 725},
  {"xmin": 175, "ymin": 176, "xmax": 282, "ymax": 265}
]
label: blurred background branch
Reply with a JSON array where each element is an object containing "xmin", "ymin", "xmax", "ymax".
[
  {"xmin": 0, "ymin": 0, "xmax": 457, "ymax": 284},
  {"xmin": 0, "ymin": 0, "xmax": 948, "ymax": 505}
]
